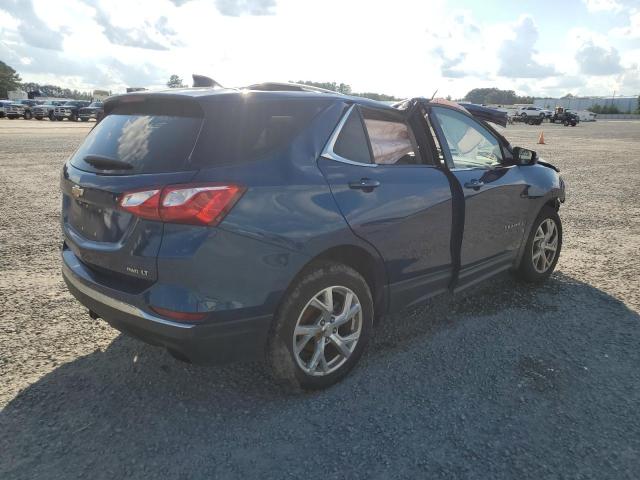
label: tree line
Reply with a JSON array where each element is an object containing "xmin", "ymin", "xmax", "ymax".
[
  {"xmin": 166, "ymin": 76, "xmax": 402, "ymax": 102},
  {"xmin": 1, "ymin": 61, "xmax": 95, "ymax": 100},
  {"xmin": 462, "ymin": 88, "xmax": 535, "ymax": 105}
]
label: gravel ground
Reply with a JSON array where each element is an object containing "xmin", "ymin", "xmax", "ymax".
[{"xmin": 0, "ymin": 119, "xmax": 639, "ymax": 479}]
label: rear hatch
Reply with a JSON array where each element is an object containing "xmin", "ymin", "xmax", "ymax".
[{"xmin": 61, "ymin": 95, "xmax": 203, "ymax": 289}]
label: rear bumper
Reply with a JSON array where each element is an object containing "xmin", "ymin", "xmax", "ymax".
[{"xmin": 62, "ymin": 251, "xmax": 272, "ymax": 364}]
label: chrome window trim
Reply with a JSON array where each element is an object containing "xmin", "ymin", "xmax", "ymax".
[{"xmin": 321, "ymin": 104, "xmax": 378, "ymax": 168}]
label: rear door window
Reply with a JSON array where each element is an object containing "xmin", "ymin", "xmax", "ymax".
[
  {"xmin": 332, "ymin": 107, "xmax": 373, "ymax": 164},
  {"xmin": 361, "ymin": 108, "xmax": 422, "ymax": 165},
  {"xmin": 70, "ymin": 113, "xmax": 203, "ymax": 174}
]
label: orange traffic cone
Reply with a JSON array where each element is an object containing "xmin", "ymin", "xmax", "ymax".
[{"xmin": 537, "ymin": 132, "xmax": 546, "ymax": 144}]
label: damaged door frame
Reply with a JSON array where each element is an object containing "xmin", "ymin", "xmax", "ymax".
[
  {"xmin": 399, "ymin": 98, "xmax": 514, "ymax": 293},
  {"xmin": 404, "ymin": 100, "xmax": 465, "ymax": 291}
]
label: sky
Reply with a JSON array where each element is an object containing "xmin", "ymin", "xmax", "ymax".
[{"xmin": 0, "ymin": 0, "xmax": 638, "ymax": 99}]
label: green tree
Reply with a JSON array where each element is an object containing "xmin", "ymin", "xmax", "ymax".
[
  {"xmin": 166, "ymin": 74, "xmax": 185, "ymax": 88},
  {"xmin": 588, "ymin": 104, "xmax": 620, "ymax": 114},
  {"xmin": 463, "ymin": 88, "xmax": 534, "ymax": 105},
  {"xmin": 295, "ymin": 80, "xmax": 350, "ymax": 93},
  {"xmin": 21, "ymin": 82, "xmax": 92, "ymax": 100},
  {"xmin": 295, "ymin": 80, "xmax": 399, "ymax": 101},
  {"xmin": 0, "ymin": 61, "xmax": 22, "ymax": 98}
]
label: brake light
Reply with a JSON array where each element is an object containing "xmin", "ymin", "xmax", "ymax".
[
  {"xmin": 119, "ymin": 189, "xmax": 161, "ymax": 219},
  {"xmin": 118, "ymin": 183, "xmax": 245, "ymax": 226}
]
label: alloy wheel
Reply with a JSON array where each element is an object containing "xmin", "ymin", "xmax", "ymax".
[
  {"xmin": 292, "ymin": 286, "xmax": 363, "ymax": 376},
  {"xmin": 532, "ymin": 218, "xmax": 559, "ymax": 273}
]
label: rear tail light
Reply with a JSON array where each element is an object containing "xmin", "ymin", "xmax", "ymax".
[{"xmin": 118, "ymin": 183, "xmax": 245, "ymax": 226}]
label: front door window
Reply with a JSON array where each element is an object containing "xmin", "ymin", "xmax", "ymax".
[{"xmin": 431, "ymin": 107, "xmax": 503, "ymax": 169}]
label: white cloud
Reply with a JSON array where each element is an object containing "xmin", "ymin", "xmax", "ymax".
[
  {"xmin": 582, "ymin": 0, "xmax": 623, "ymax": 12},
  {"xmin": 497, "ymin": 16, "xmax": 558, "ymax": 78},
  {"xmin": 610, "ymin": 8, "xmax": 640, "ymax": 39},
  {"xmin": 576, "ymin": 40, "xmax": 623, "ymax": 75},
  {"xmin": 0, "ymin": 0, "xmax": 637, "ymax": 98},
  {"xmin": 0, "ymin": 0, "xmax": 70, "ymax": 50}
]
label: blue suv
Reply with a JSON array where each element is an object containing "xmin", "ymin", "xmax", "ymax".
[{"xmin": 61, "ymin": 84, "xmax": 565, "ymax": 389}]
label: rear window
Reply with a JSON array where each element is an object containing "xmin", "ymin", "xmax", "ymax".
[
  {"xmin": 70, "ymin": 97, "xmax": 329, "ymax": 174},
  {"xmin": 191, "ymin": 98, "xmax": 331, "ymax": 167},
  {"xmin": 70, "ymin": 113, "xmax": 202, "ymax": 174}
]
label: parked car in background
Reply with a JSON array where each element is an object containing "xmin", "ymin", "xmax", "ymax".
[
  {"xmin": 54, "ymin": 100, "xmax": 91, "ymax": 121},
  {"xmin": 0, "ymin": 100, "xmax": 14, "ymax": 118},
  {"xmin": 5, "ymin": 99, "xmax": 38, "ymax": 119},
  {"xmin": 61, "ymin": 84, "xmax": 565, "ymax": 389},
  {"xmin": 516, "ymin": 106, "xmax": 546, "ymax": 119},
  {"xmin": 574, "ymin": 110, "xmax": 597, "ymax": 122},
  {"xmin": 78, "ymin": 101, "xmax": 104, "ymax": 122},
  {"xmin": 33, "ymin": 101, "xmax": 65, "ymax": 120}
]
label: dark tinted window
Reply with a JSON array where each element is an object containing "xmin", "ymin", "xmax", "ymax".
[
  {"xmin": 70, "ymin": 114, "xmax": 202, "ymax": 174},
  {"xmin": 192, "ymin": 98, "xmax": 330, "ymax": 167},
  {"xmin": 333, "ymin": 108, "xmax": 372, "ymax": 164}
]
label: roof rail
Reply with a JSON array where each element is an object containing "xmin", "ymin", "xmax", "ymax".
[{"xmin": 244, "ymin": 82, "xmax": 341, "ymax": 95}]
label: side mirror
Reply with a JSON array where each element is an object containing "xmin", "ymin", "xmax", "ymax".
[{"xmin": 512, "ymin": 146, "xmax": 538, "ymax": 165}]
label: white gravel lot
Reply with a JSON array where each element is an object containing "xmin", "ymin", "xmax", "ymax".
[{"xmin": 0, "ymin": 118, "xmax": 639, "ymax": 479}]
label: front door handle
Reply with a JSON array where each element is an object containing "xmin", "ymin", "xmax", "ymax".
[
  {"xmin": 464, "ymin": 179, "xmax": 485, "ymax": 190},
  {"xmin": 349, "ymin": 178, "xmax": 381, "ymax": 191}
]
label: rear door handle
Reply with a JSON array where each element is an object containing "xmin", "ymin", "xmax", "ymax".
[
  {"xmin": 463, "ymin": 179, "xmax": 485, "ymax": 190},
  {"xmin": 349, "ymin": 178, "xmax": 380, "ymax": 191}
]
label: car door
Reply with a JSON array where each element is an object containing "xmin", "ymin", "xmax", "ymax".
[
  {"xmin": 428, "ymin": 105, "xmax": 530, "ymax": 289},
  {"xmin": 318, "ymin": 104, "xmax": 454, "ymax": 311}
]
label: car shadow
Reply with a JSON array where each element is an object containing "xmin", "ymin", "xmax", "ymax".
[{"xmin": 2, "ymin": 272, "xmax": 639, "ymax": 479}]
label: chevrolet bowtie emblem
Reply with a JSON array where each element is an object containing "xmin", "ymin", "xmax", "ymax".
[{"xmin": 71, "ymin": 185, "xmax": 84, "ymax": 198}]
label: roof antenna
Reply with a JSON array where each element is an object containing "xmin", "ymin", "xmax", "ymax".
[
  {"xmin": 430, "ymin": 88, "xmax": 439, "ymax": 100},
  {"xmin": 192, "ymin": 74, "xmax": 223, "ymax": 88}
]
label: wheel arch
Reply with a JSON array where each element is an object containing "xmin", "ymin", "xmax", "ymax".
[
  {"xmin": 513, "ymin": 194, "xmax": 563, "ymax": 269},
  {"xmin": 282, "ymin": 243, "xmax": 389, "ymax": 322}
]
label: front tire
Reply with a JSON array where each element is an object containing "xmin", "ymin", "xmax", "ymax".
[
  {"xmin": 516, "ymin": 206, "xmax": 562, "ymax": 283},
  {"xmin": 266, "ymin": 261, "xmax": 373, "ymax": 390}
]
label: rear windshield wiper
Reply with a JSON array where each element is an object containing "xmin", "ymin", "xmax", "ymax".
[{"xmin": 84, "ymin": 154, "xmax": 133, "ymax": 170}]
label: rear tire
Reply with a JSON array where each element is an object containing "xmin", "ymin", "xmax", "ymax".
[
  {"xmin": 266, "ymin": 261, "xmax": 373, "ymax": 391},
  {"xmin": 23, "ymin": 111, "xmax": 32, "ymax": 120},
  {"xmin": 516, "ymin": 206, "xmax": 562, "ymax": 283}
]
